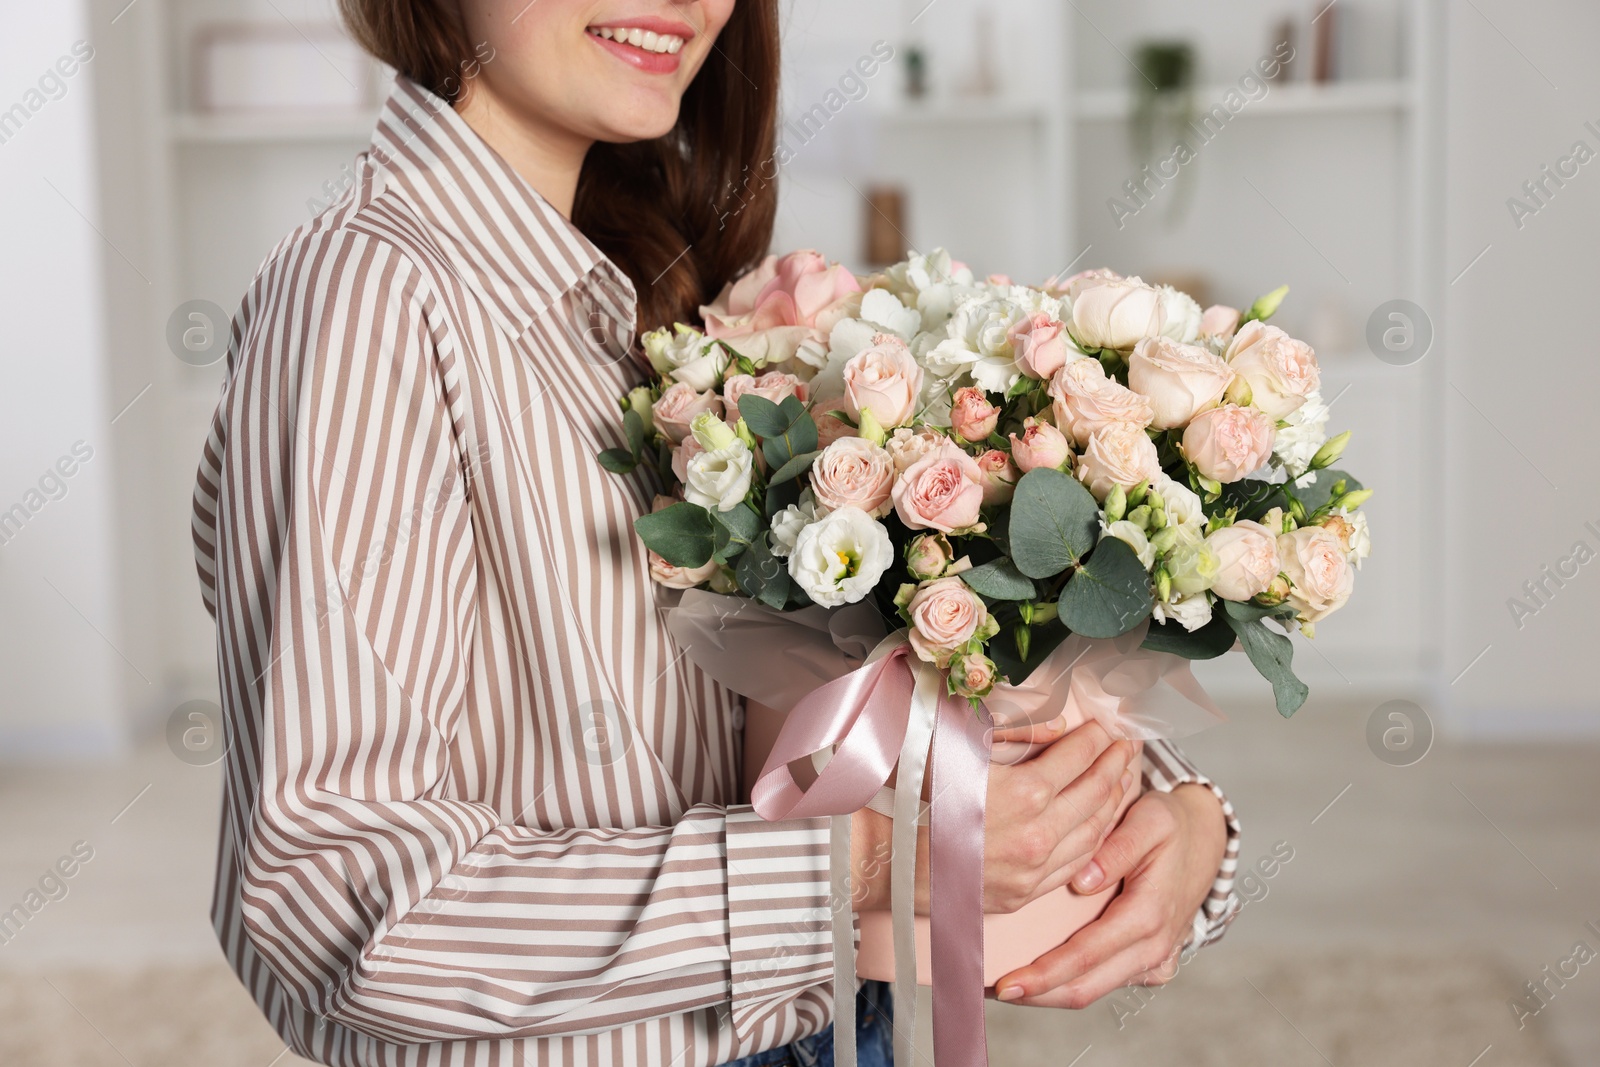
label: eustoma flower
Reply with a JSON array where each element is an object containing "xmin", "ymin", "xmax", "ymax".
[
  {"xmin": 787, "ymin": 506, "xmax": 893, "ymax": 607},
  {"xmin": 683, "ymin": 414, "xmax": 754, "ymax": 512}
]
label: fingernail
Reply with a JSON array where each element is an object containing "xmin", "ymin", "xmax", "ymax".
[
  {"xmin": 996, "ymin": 984, "xmax": 1024, "ymax": 1001},
  {"xmin": 1074, "ymin": 861, "xmax": 1105, "ymax": 892},
  {"xmin": 1047, "ymin": 713, "xmax": 1068, "ymax": 734}
]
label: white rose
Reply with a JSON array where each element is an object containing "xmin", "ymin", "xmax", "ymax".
[
  {"xmin": 1069, "ymin": 276, "xmax": 1165, "ymax": 351},
  {"xmin": 788, "ymin": 506, "xmax": 894, "ymax": 607},
  {"xmin": 1205, "ymin": 520, "xmax": 1281, "ymax": 601},
  {"xmin": 642, "ymin": 324, "xmax": 729, "ymax": 392},
  {"xmin": 769, "ymin": 491, "xmax": 819, "ymax": 558},
  {"xmin": 683, "ymin": 440, "xmax": 754, "ymax": 512},
  {"xmin": 1102, "ymin": 520, "xmax": 1156, "ymax": 570},
  {"xmin": 1153, "ymin": 591, "xmax": 1214, "ymax": 632},
  {"xmin": 1225, "ymin": 321, "xmax": 1321, "ymax": 420}
]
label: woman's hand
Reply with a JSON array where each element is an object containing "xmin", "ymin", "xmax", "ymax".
[
  {"xmin": 991, "ymin": 783, "xmax": 1227, "ymax": 1007},
  {"xmin": 851, "ymin": 720, "xmax": 1140, "ymax": 915}
]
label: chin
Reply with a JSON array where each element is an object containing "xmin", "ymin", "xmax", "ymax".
[{"xmin": 588, "ymin": 90, "xmax": 683, "ymax": 144}]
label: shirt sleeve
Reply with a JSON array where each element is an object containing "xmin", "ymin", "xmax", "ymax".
[
  {"xmin": 1138, "ymin": 738, "xmax": 1242, "ymax": 949},
  {"xmin": 198, "ymin": 229, "xmax": 833, "ymax": 1046}
]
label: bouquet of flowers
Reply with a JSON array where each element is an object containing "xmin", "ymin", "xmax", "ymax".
[{"xmin": 600, "ymin": 249, "xmax": 1370, "ymax": 718}]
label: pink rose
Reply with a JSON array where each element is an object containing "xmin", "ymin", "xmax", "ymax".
[
  {"xmin": 906, "ymin": 532, "xmax": 961, "ymax": 581},
  {"xmin": 975, "ymin": 449, "xmax": 1019, "ymax": 505},
  {"xmin": 987, "ymin": 273, "xmax": 1014, "ymax": 286},
  {"xmin": 1277, "ymin": 526, "xmax": 1354, "ymax": 622},
  {"xmin": 1075, "ymin": 423, "xmax": 1161, "ymax": 501},
  {"xmin": 1200, "ymin": 304, "xmax": 1241, "ymax": 342},
  {"xmin": 1127, "ymin": 336, "xmax": 1236, "ymax": 430},
  {"xmin": 1224, "ymin": 321, "xmax": 1321, "ymax": 420},
  {"xmin": 1008, "ymin": 417, "xmax": 1072, "ymax": 473},
  {"xmin": 724, "ymin": 371, "xmax": 809, "ymax": 419},
  {"xmin": 652, "ymin": 382, "xmax": 723, "ymax": 444},
  {"xmin": 646, "ymin": 496, "xmax": 720, "ymax": 589},
  {"xmin": 670, "ymin": 436, "xmax": 704, "ymax": 482},
  {"xmin": 807, "ymin": 395, "xmax": 856, "ymax": 449},
  {"xmin": 1007, "ymin": 311, "xmax": 1071, "ymax": 379},
  {"xmin": 1205, "ymin": 520, "xmax": 1281, "ymax": 601},
  {"xmin": 1048, "ymin": 358, "xmax": 1154, "ymax": 448},
  {"xmin": 892, "ymin": 441, "xmax": 986, "ymax": 533},
  {"xmin": 700, "ymin": 250, "xmax": 862, "ymax": 367},
  {"xmin": 844, "ymin": 334, "xmax": 924, "ymax": 429},
  {"xmin": 950, "ymin": 387, "xmax": 1000, "ymax": 442},
  {"xmin": 950, "ymin": 652, "xmax": 998, "ymax": 700},
  {"xmin": 1183, "ymin": 404, "xmax": 1276, "ymax": 483},
  {"xmin": 809, "ymin": 437, "xmax": 896, "ymax": 518},
  {"xmin": 905, "ymin": 576, "xmax": 988, "ymax": 667},
  {"xmin": 885, "ymin": 426, "xmax": 947, "ymax": 474}
]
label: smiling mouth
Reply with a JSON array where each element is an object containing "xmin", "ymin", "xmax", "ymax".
[{"xmin": 586, "ymin": 25, "xmax": 686, "ymax": 55}]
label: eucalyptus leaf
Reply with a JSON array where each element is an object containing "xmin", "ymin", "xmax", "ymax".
[
  {"xmin": 769, "ymin": 449, "xmax": 821, "ymax": 486},
  {"xmin": 960, "ymin": 559, "xmax": 1038, "ymax": 601},
  {"xmin": 712, "ymin": 505, "xmax": 762, "ymax": 563},
  {"xmin": 1057, "ymin": 537, "xmax": 1154, "ymax": 638},
  {"xmin": 1008, "ymin": 468, "xmax": 1100, "ymax": 580},
  {"xmin": 634, "ymin": 502, "xmax": 716, "ymax": 568},
  {"xmin": 598, "ymin": 449, "xmax": 638, "ymax": 475},
  {"xmin": 1222, "ymin": 601, "xmax": 1309, "ymax": 717},
  {"xmin": 735, "ymin": 533, "xmax": 791, "ymax": 610},
  {"xmin": 623, "ymin": 409, "xmax": 645, "ymax": 459},
  {"xmin": 737, "ymin": 395, "xmax": 790, "ymax": 438}
]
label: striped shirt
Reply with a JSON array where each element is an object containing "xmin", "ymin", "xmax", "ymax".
[{"xmin": 192, "ymin": 77, "xmax": 1240, "ymax": 1067}]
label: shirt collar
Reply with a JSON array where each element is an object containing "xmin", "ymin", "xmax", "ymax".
[{"xmin": 366, "ymin": 78, "xmax": 637, "ymax": 342}]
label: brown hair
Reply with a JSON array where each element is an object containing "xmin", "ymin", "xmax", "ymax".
[{"xmin": 338, "ymin": 1, "xmax": 781, "ymax": 335}]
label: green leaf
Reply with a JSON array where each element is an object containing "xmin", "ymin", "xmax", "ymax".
[
  {"xmin": 735, "ymin": 533, "xmax": 791, "ymax": 610},
  {"xmin": 1222, "ymin": 601, "xmax": 1309, "ymax": 717},
  {"xmin": 623, "ymin": 409, "xmax": 646, "ymax": 460},
  {"xmin": 1007, "ymin": 468, "xmax": 1100, "ymax": 580},
  {"xmin": 762, "ymin": 413, "xmax": 819, "ymax": 471},
  {"xmin": 738, "ymin": 395, "xmax": 789, "ymax": 438},
  {"xmin": 1142, "ymin": 614, "xmax": 1236, "ymax": 660},
  {"xmin": 634, "ymin": 502, "xmax": 716, "ymax": 568},
  {"xmin": 598, "ymin": 448, "xmax": 639, "ymax": 475},
  {"xmin": 764, "ymin": 477, "xmax": 802, "ymax": 519},
  {"xmin": 769, "ymin": 449, "xmax": 821, "ymax": 486},
  {"xmin": 1005, "ymin": 376, "xmax": 1034, "ymax": 399},
  {"xmin": 960, "ymin": 559, "xmax": 1038, "ymax": 601},
  {"xmin": 1297, "ymin": 468, "xmax": 1363, "ymax": 516},
  {"xmin": 1057, "ymin": 537, "xmax": 1154, "ymax": 638},
  {"xmin": 712, "ymin": 505, "xmax": 762, "ymax": 563},
  {"xmin": 988, "ymin": 617, "xmax": 1069, "ymax": 686}
]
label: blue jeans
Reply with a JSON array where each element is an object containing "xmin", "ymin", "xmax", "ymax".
[{"xmin": 717, "ymin": 981, "xmax": 894, "ymax": 1067}]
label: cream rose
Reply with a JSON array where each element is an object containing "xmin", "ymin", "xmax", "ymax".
[
  {"xmin": 1008, "ymin": 417, "xmax": 1071, "ymax": 473},
  {"xmin": 1225, "ymin": 321, "xmax": 1321, "ymax": 420},
  {"xmin": 1206, "ymin": 520, "xmax": 1282, "ymax": 602},
  {"xmin": 652, "ymin": 382, "xmax": 722, "ymax": 445},
  {"xmin": 788, "ymin": 506, "xmax": 894, "ymax": 607},
  {"xmin": 844, "ymin": 334, "xmax": 924, "ymax": 429},
  {"xmin": 905, "ymin": 576, "xmax": 991, "ymax": 667},
  {"xmin": 1070, "ymin": 276, "xmax": 1165, "ymax": 351},
  {"xmin": 1127, "ymin": 336, "xmax": 1236, "ymax": 430},
  {"xmin": 1277, "ymin": 526, "xmax": 1355, "ymax": 622},
  {"xmin": 885, "ymin": 426, "xmax": 947, "ymax": 475},
  {"xmin": 1183, "ymin": 404, "xmax": 1277, "ymax": 483},
  {"xmin": 1048, "ymin": 358, "xmax": 1154, "ymax": 448},
  {"xmin": 723, "ymin": 371, "xmax": 809, "ymax": 416},
  {"xmin": 1200, "ymin": 304, "xmax": 1241, "ymax": 343},
  {"xmin": 1075, "ymin": 423, "xmax": 1161, "ymax": 502},
  {"xmin": 809, "ymin": 437, "xmax": 896, "ymax": 518},
  {"xmin": 892, "ymin": 441, "xmax": 986, "ymax": 533}
]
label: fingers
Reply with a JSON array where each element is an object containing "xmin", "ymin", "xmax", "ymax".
[
  {"xmin": 1025, "ymin": 720, "xmax": 1116, "ymax": 795},
  {"xmin": 1001, "ymin": 934, "xmax": 1184, "ymax": 1009},
  {"xmin": 990, "ymin": 713, "xmax": 1070, "ymax": 747},
  {"xmin": 1071, "ymin": 791, "xmax": 1176, "ymax": 895},
  {"xmin": 1023, "ymin": 760, "xmax": 1134, "ymax": 901},
  {"xmin": 993, "ymin": 884, "xmax": 1175, "ymax": 1006},
  {"xmin": 1044, "ymin": 739, "xmax": 1135, "ymax": 852}
]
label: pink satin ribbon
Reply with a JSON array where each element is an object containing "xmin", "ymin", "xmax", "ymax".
[{"xmin": 750, "ymin": 644, "xmax": 993, "ymax": 1067}]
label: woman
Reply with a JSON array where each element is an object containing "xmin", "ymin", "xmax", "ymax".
[{"xmin": 192, "ymin": 3, "xmax": 1242, "ymax": 1065}]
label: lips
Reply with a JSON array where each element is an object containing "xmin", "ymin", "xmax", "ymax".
[{"xmin": 586, "ymin": 16, "xmax": 694, "ymax": 74}]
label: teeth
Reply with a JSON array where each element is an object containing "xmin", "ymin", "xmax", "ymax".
[{"xmin": 588, "ymin": 26, "xmax": 686, "ymax": 53}]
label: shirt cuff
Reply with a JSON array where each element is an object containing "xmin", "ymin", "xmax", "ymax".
[
  {"xmin": 1139, "ymin": 739, "xmax": 1243, "ymax": 950},
  {"xmin": 724, "ymin": 806, "xmax": 833, "ymax": 1040}
]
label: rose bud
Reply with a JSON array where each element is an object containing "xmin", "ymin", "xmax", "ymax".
[
  {"xmin": 975, "ymin": 449, "xmax": 1019, "ymax": 505},
  {"xmin": 950, "ymin": 387, "xmax": 1001, "ymax": 442},
  {"xmin": 950, "ymin": 652, "xmax": 998, "ymax": 700},
  {"xmin": 906, "ymin": 533, "xmax": 956, "ymax": 581},
  {"xmin": 1008, "ymin": 417, "xmax": 1071, "ymax": 474},
  {"xmin": 1007, "ymin": 311, "xmax": 1072, "ymax": 379}
]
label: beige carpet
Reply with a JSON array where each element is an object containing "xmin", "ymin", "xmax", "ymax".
[{"xmin": 0, "ymin": 949, "xmax": 1566, "ymax": 1067}]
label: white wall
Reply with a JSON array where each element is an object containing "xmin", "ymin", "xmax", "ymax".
[
  {"xmin": 1440, "ymin": 1, "xmax": 1600, "ymax": 735},
  {"xmin": 0, "ymin": 1, "xmax": 131, "ymax": 758}
]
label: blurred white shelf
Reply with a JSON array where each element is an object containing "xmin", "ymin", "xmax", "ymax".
[
  {"xmin": 1073, "ymin": 80, "xmax": 1415, "ymax": 122},
  {"xmin": 870, "ymin": 98, "xmax": 1051, "ymax": 125},
  {"xmin": 168, "ymin": 110, "xmax": 377, "ymax": 145}
]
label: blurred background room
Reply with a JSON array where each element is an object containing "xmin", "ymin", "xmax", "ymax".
[{"xmin": 2, "ymin": 0, "xmax": 1597, "ymax": 1063}]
